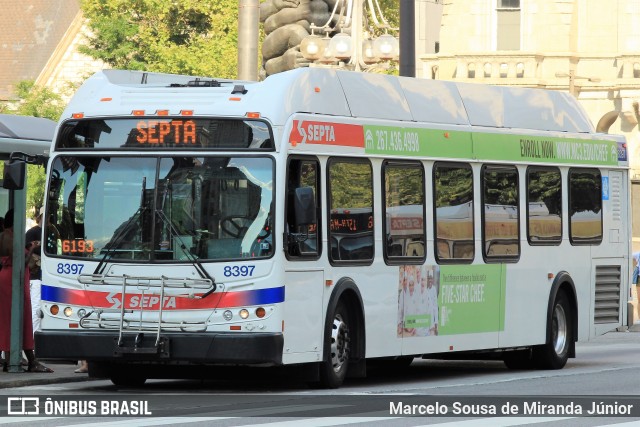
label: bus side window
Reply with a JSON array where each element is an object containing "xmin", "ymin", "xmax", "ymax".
[
  {"xmin": 285, "ymin": 157, "xmax": 321, "ymax": 258},
  {"xmin": 481, "ymin": 165, "xmax": 519, "ymax": 261},
  {"xmin": 527, "ymin": 166, "xmax": 562, "ymax": 245},
  {"xmin": 433, "ymin": 162, "xmax": 474, "ymax": 263},
  {"xmin": 569, "ymin": 168, "xmax": 602, "ymax": 245},
  {"xmin": 327, "ymin": 158, "xmax": 374, "ymax": 264},
  {"xmin": 383, "ymin": 161, "xmax": 426, "ymax": 264}
]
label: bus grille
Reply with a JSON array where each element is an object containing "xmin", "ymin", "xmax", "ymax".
[{"xmin": 594, "ymin": 265, "xmax": 621, "ymax": 324}]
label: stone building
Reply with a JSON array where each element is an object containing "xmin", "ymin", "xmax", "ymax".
[{"xmin": 420, "ymin": 0, "xmax": 640, "ymax": 250}]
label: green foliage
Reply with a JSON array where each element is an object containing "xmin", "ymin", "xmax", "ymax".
[
  {"xmin": 375, "ymin": 0, "xmax": 400, "ymax": 31},
  {"xmin": 385, "ymin": 166, "xmax": 423, "ymax": 206},
  {"xmin": 434, "ymin": 166, "xmax": 473, "ymax": 208},
  {"xmin": 0, "ymin": 81, "xmax": 61, "ymax": 218},
  {"xmin": 2, "ymin": 81, "xmax": 64, "ymax": 121},
  {"xmin": 329, "ymin": 162, "xmax": 372, "ymax": 209},
  {"xmin": 528, "ymin": 170, "xmax": 562, "ymax": 215},
  {"xmin": 27, "ymin": 164, "xmax": 46, "ymax": 219},
  {"xmin": 80, "ymin": 0, "xmax": 239, "ymax": 78},
  {"xmin": 570, "ymin": 171, "xmax": 602, "ymax": 214},
  {"xmin": 483, "ymin": 169, "xmax": 518, "ymax": 206}
]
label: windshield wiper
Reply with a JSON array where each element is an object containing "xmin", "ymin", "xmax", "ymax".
[
  {"xmin": 155, "ymin": 177, "xmax": 217, "ymax": 297},
  {"xmin": 94, "ymin": 177, "xmax": 148, "ymax": 275},
  {"xmin": 93, "ymin": 206, "xmax": 146, "ymax": 275},
  {"xmin": 155, "ymin": 208, "xmax": 217, "ymax": 297}
]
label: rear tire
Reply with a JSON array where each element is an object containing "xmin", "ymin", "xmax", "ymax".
[
  {"xmin": 318, "ymin": 301, "xmax": 351, "ymax": 388},
  {"xmin": 532, "ymin": 291, "xmax": 572, "ymax": 369}
]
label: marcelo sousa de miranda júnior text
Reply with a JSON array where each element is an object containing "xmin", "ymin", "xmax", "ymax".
[{"xmin": 389, "ymin": 401, "xmax": 634, "ymax": 416}]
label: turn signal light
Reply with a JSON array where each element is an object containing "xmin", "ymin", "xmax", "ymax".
[
  {"xmin": 50, "ymin": 305, "xmax": 59, "ymax": 315},
  {"xmin": 255, "ymin": 307, "xmax": 266, "ymax": 318}
]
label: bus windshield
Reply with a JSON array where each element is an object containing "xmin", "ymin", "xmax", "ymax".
[{"xmin": 45, "ymin": 156, "xmax": 274, "ymax": 262}]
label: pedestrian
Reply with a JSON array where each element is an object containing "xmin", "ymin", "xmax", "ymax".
[
  {"xmin": 75, "ymin": 360, "xmax": 88, "ymax": 374},
  {"xmin": 0, "ymin": 209, "xmax": 52, "ymax": 372},
  {"xmin": 25, "ymin": 207, "xmax": 43, "ymax": 334}
]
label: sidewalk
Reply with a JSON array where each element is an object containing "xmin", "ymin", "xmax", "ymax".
[{"xmin": 0, "ymin": 361, "xmax": 94, "ymax": 390}]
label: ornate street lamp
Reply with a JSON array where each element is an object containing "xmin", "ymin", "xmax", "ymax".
[{"xmin": 300, "ymin": 0, "xmax": 399, "ymax": 72}]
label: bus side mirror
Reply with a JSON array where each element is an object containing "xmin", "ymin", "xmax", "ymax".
[
  {"xmin": 294, "ymin": 186, "xmax": 316, "ymax": 227},
  {"xmin": 3, "ymin": 160, "xmax": 25, "ymax": 190}
]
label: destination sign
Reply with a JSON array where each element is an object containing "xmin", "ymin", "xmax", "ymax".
[
  {"xmin": 55, "ymin": 118, "xmax": 273, "ymax": 150},
  {"xmin": 136, "ymin": 120, "xmax": 197, "ymax": 145}
]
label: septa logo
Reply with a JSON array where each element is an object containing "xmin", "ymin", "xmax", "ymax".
[
  {"xmin": 289, "ymin": 120, "xmax": 364, "ymax": 148},
  {"xmin": 289, "ymin": 120, "xmax": 307, "ymax": 146}
]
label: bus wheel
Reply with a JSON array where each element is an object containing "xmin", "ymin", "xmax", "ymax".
[
  {"xmin": 533, "ymin": 291, "xmax": 572, "ymax": 369},
  {"xmin": 503, "ymin": 349, "xmax": 534, "ymax": 370},
  {"xmin": 110, "ymin": 374, "xmax": 147, "ymax": 387},
  {"xmin": 319, "ymin": 301, "xmax": 351, "ymax": 388},
  {"xmin": 390, "ymin": 356, "xmax": 414, "ymax": 369}
]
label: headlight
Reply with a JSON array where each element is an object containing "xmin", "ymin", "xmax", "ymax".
[
  {"xmin": 223, "ymin": 310, "xmax": 233, "ymax": 321},
  {"xmin": 239, "ymin": 309, "xmax": 249, "ymax": 319}
]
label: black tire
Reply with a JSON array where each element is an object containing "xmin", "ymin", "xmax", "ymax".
[
  {"xmin": 503, "ymin": 349, "xmax": 535, "ymax": 370},
  {"xmin": 532, "ymin": 291, "xmax": 572, "ymax": 369},
  {"xmin": 110, "ymin": 373, "xmax": 147, "ymax": 387},
  {"xmin": 318, "ymin": 301, "xmax": 351, "ymax": 388},
  {"xmin": 390, "ymin": 356, "xmax": 414, "ymax": 369}
]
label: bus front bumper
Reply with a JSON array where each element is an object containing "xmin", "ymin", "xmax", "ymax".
[{"xmin": 34, "ymin": 330, "xmax": 284, "ymax": 365}]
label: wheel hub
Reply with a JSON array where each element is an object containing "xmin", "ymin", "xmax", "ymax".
[
  {"xmin": 330, "ymin": 313, "xmax": 350, "ymax": 373},
  {"xmin": 552, "ymin": 303, "xmax": 567, "ymax": 355}
]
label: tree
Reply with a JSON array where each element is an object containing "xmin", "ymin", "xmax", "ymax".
[
  {"xmin": 80, "ymin": 0, "xmax": 399, "ymax": 78},
  {"xmin": 80, "ymin": 0, "xmax": 239, "ymax": 78},
  {"xmin": 1, "ymin": 81, "xmax": 65, "ymax": 121},
  {"xmin": 0, "ymin": 81, "xmax": 64, "ymax": 219}
]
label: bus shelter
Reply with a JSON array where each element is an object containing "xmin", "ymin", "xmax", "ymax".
[{"xmin": 0, "ymin": 114, "xmax": 54, "ymax": 372}]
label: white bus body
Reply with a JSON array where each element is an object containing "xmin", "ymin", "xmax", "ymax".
[{"xmin": 35, "ymin": 68, "xmax": 630, "ymax": 387}]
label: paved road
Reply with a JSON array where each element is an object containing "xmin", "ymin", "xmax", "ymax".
[{"xmin": 1, "ymin": 330, "xmax": 639, "ymax": 426}]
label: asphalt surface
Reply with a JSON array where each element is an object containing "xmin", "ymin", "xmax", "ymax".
[{"xmin": 1, "ymin": 324, "xmax": 638, "ymax": 390}]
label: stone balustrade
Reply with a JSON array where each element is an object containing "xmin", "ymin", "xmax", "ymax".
[{"xmin": 419, "ymin": 52, "xmax": 640, "ymax": 89}]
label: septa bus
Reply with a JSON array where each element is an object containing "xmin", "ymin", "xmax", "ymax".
[{"xmin": 35, "ymin": 68, "xmax": 630, "ymax": 388}]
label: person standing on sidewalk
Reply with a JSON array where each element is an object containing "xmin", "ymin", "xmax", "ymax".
[
  {"xmin": 25, "ymin": 207, "xmax": 43, "ymax": 335},
  {"xmin": 0, "ymin": 209, "xmax": 52, "ymax": 373}
]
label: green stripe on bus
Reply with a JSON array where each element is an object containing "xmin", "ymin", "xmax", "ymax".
[
  {"xmin": 363, "ymin": 125, "xmax": 473, "ymax": 158},
  {"xmin": 474, "ymin": 133, "xmax": 619, "ymax": 166},
  {"xmin": 363, "ymin": 125, "xmax": 619, "ymax": 166}
]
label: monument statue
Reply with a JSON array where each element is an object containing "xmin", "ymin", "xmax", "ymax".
[{"xmin": 260, "ymin": 0, "xmax": 339, "ymax": 77}]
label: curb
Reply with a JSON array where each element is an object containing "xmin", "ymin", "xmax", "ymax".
[
  {"xmin": 629, "ymin": 323, "xmax": 640, "ymax": 332},
  {"xmin": 0, "ymin": 376, "xmax": 96, "ymax": 390}
]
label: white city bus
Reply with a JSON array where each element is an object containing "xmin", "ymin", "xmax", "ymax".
[{"xmin": 35, "ymin": 68, "xmax": 630, "ymax": 388}]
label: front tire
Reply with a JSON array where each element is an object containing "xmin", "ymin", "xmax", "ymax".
[
  {"xmin": 318, "ymin": 302, "xmax": 351, "ymax": 388},
  {"xmin": 533, "ymin": 290, "xmax": 572, "ymax": 369}
]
